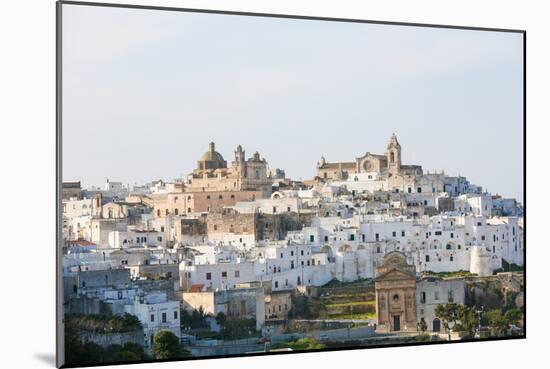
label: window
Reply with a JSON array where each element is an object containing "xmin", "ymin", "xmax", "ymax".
[
  {"xmin": 219, "ymin": 195, "xmax": 223, "ymax": 199},
  {"xmin": 291, "ymin": 250, "xmax": 294, "ymax": 256},
  {"xmin": 377, "ymin": 246, "xmax": 381, "ymax": 253},
  {"xmin": 274, "ymin": 281, "xmax": 279, "ymax": 288},
  {"xmin": 280, "ymin": 252, "xmax": 283, "ymax": 258},
  {"xmin": 206, "ymin": 195, "xmax": 211, "ymax": 200},
  {"xmin": 392, "ymin": 231, "xmax": 397, "ymax": 237},
  {"xmin": 222, "ymin": 271, "xmax": 227, "ymax": 278},
  {"xmin": 375, "ymin": 233, "xmax": 380, "ymax": 241},
  {"xmin": 324, "ymin": 235, "xmax": 329, "ymax": 242},
  {"xmin": 187, "ymin": 207, "xmax": 191, "ymax": 213},
  {"xmin": 350, "ymin": 234, "xmax": 355, "ymax": 241},
  {"xmin": 235, "ymin": 270, "xmax": 240, "ymax": 277},
  {"xmin": 417, "ymin": 187, "xmax": 422, "ymax": 193},
  {"xmin": 162, "ymin": 312, "xmax": 167, "ymax": 323},
  {"xmin": 408, "ymin": 188, "xmax": 412, "ymax": 193},
  {"xmin": 174, "ymin": 208, "xmax": 179, "ymax": 215},
  {"xmin": 420, "ymin": 292, "xmax": 426, "ymax": 304},
  {"xmin": 206, "ymin": 272, "xmax": 211, "ymax": 280},
  {"xmin": 150, "ymin": 314, "xmax": 155, "ymax": 322},
  {"xmin": 160, "ymin": 226, "xmax": 165, "ymax": 232},
  {"xmin": 425, "ymin": 255, "xmax": 430, "ymax": 262},
  {"xmin": 165, "ymin": 209, "xmax": 169, "ymax": 216},
  {"xmin": 401, "ymin": 230, "xmax": 405, "ymax": 237},
  {"xmin": 310, "ymin": 235, "xmax": 315, "ymax": 242},
  {"xmin": 450, "ymin": 255, "xmax": 454, "ymax": 262},
  {"xmin": 446, "ymin": 244, "xmax": 452, "ymax": 250},
  {"xmin": 273, "ymin": 206, "xmax": 277, "ymax": 213},
  {"xmin": 174, "ymin": 311, "xmax": 178, "ymax": 320},
  {"xmin": 435, "ymin": 231, "xmax": 442, "ymax": 236},
  {"xmin": 434, "ymin": 292, "xmax": 439, "ymax": 300},
  {"xmin": 481, "ymin": 235, "xmax": 486, "ymax": 241},
  {"xmin": 300, "ymin": 250, "xmax": 304, "ymax": 256}
]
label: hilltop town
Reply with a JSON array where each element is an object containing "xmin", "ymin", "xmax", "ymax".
[{"xmin": 61, "ymin": 134, "xmax": 524, "ymax": 364}]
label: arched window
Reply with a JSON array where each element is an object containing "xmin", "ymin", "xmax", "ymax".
[
  {"xmin": 255, "ymin": 170, "xmax": 259, "ymax": 180},
  {"xmin": 390, "ymin": 151, "xmax": 395, "ymax": 163},
  {"xmin": 157, "ymin": 209, "xmax": 161, "ymax": 217},
  {"xmin": 174, "ymin": 208, "xmax": 179, "ymax": 215}
]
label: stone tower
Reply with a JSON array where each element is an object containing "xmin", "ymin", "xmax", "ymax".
[
  {"xmin": 386, "ymin": 133, "xmax": 402, "ymax": 173},
  {"xmin": 232, "ymin": 144, "xmax": 246, "ymax": 190}
]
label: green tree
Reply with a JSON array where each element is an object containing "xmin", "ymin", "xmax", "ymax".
[
  {"xmin": 456, "ymin": 305, "xmax": 478, "ymax": 337},
  {"xmin": 417, "ymin": 318, "xmax": 427, "ymax": 333},
  {"xmin": 152, "ymin": 330, "xmax": 182, "ymax": 359},
  {"xmin": 215, "ymin": 312, "xmax": 227, "ymax": 327},
  {"xmin": 504, "ymin": 309, "xmax": 522, "ymax": 326},
  {"xmin": 486, "ymin": 309, "xmax": 508, "ymax": 336},
  {"xmin": 435, "ymin": 303, "xmax": 460, "ymax": 334}
]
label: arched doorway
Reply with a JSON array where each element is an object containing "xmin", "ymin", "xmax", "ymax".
[{"xmin": 433, "ymin": 318, "xmax": 441, "ymax": 332}]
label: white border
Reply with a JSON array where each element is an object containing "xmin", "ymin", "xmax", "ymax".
[{"xmin": 1, "ymin": 1, "xmax": 547, "ymax": 368}]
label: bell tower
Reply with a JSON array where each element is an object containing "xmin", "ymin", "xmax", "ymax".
[
  {"xmin": 386, "ymin": 133, "xmax": 402, "ymax": 173},
  {"xmin": 233, "ymin": 144, "xmax": 246, "ymax": 186}
]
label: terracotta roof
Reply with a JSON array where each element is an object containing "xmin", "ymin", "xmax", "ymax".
[
  {"xmin": 68, "ymin": 240, "xmax": 96, "ymax": 247},
  {"xmin": 189, "ymin": 284, "xmax": 205, "ymax": 292}
]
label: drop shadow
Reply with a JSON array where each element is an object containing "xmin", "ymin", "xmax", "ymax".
[{"xmin": 34, "ymin": 353, "xmax": 56, "ymax": 367}]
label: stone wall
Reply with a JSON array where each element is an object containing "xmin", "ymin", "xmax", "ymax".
[{"xmin": 76, "ymin": 330, "xmax": 144, "ymax": 348}]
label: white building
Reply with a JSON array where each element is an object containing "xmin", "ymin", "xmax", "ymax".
[{"xmin": 124, "ymin": 292, "xmax": 180, "ymax": 348}]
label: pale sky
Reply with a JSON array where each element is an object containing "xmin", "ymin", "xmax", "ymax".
[{"xmin": 62, "ymin": 4, "xmax": 524, "ymax": 200}]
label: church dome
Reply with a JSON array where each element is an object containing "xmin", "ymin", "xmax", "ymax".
[{"xmin": 200, "ymin": 142, "xmax": 225, "ymax": 162}]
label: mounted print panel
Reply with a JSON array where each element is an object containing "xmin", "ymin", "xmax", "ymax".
[{"xmin": 56, "ymin": 1, "xmax": 525, "ymax": 367}]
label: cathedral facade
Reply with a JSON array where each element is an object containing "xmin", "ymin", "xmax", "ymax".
[
  {"xmin": 374, "ymin": 252, "xmax": 418, "ymax": 333},
  {"xmin": 185, "ymin": 142, "xmax": 272, "ymax": 196},
  {"xmin": 316, "ymin": 134, "xmax": 445, "ymax": 194}
]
